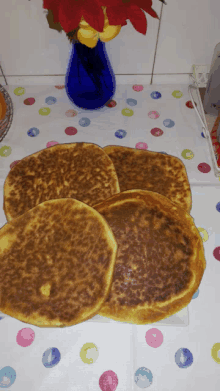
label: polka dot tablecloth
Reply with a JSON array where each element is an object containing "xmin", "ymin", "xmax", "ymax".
[{"xmin": 0, "ymin": 84, "xmax": 220, "ymax": 391}]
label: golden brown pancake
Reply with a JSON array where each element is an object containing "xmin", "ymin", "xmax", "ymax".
[
  {"xmin": 95, "ymin": 190, "xmax": 206, "ymax": 324},
  {"xmin": 0, "ymin": 198, "xmax": 117, "ymax": 327},
  {"xmin": 103, "ymin": 145, "xmax": 192, "ymax": 213},
  {"xmin": 4, "ymin": 142, "xmax": 120, "ymax": 222}
]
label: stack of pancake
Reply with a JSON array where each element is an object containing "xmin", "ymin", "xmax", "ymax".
[{"xmin": 0, "ymin": 143, "xmax": 206, "ymax": 327}]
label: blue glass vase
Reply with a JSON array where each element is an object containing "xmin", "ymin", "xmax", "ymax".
[{"xmin": 65, "ymin": 40, "xmax": 116, "ymax": 110}]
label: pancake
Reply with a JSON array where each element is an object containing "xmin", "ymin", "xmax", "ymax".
[
  {"xmin": 4, "ymin": 142, "xmax": 120, "ymax": 222},
  {"xmin": 0, "ymin": 198, "xmax": 117, "ymax": 327},
  {"xmin": 95, "ymin": 190, "xmax": 206, "ymax": 324},
  {"xmin": 103, "ymin": 145, "xmax": 192, "ymax": 213}
]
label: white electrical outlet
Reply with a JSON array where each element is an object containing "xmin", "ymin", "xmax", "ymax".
[{"xmin": 192, "ymin": 65, "xmax": 210, "ymax": 87}]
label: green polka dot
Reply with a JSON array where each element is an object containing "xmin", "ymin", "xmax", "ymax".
[
  {"xmin": 181, "ymin": 149, "xmax": 194, "ymax": 160},
  {"xmin": 39, "ymin": 107, "xmax": 51, "ymax": 116},
  {"xmin": 172, "ymin": 90, "xmax": 183, "ymax": 98},
  {"xmin": 80, "ymin": 343, "xmax": 99, "ymax": 364},
  {"xmin": 0, "ymin": 146, "xmax": 12, "ymax": 157},
  {"xmin": 122, "ymin": 108, "xmax": 134, "ymax": 117},
  {"xmin": 14, "ymin": 87, "xmax": 25, "ymax": 96}
]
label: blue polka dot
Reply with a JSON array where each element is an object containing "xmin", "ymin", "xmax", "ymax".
[
  {"xmin": 42, "ymin": 348, "xmax": 61, "ymax": 368},
  {"xmin": 151, "ymin": 91, "xmax": 162, "ymax": 99},
  {"xmin": 175, "ymin": 348, "xmax": 193, "ymax": 368},
  {"xmin": 216, "ymin": 202, "xmax": 220, "ymax": 212},
  {"xmin": 163, "ymin": 119, "xmax": 175, "ymax": 128},
  {"xmin": 192, "ymin": 289, "xmax": 199, "ymax": 299},
  {"xmin": 126, "ymin": 98, "xmax": 137, "ymax": 107},
  {"xmin": 201, "ymin": 132, "xmax": 205, "ymax": 138},
  {"xmin": 115, "ymin": 129, "xmax": 127, "ymax": 139},
  {"xmin": 45, "ymin": 96, "xmax": 57, "ymax": 105},
  {"xmin": 79, "ymin": 117, "xmax": 91, "ymax": 127},
  {"xmin": 134, "ymin": 367, "xmax": 153, "ymax": 388},
  {"xmin": 27, "ymin": 127, "xmax": 40, "ymax": 137},
  {"xmin": 0, "ymin": 366, "xmax": 16, "ymax": 388}
]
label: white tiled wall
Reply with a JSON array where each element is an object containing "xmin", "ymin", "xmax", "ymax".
[{"xmin": 0, "ymin": 0, "xmax": 219, "ymax": 85}]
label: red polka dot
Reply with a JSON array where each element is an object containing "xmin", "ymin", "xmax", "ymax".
[
  {"xmin": 106, "ymin": 100, "xmax": 117, "ymax": 108},
  {"xmin": 55, "ymin": 85, "xmax": 65, "ymax": 89},
  {"xmin": 24, "ymin": 98, "xmax": 35, "ymax": 105},
  {"xmin": 151, "ymin": 128, "xmax": 163, "ymax": 137},
  {"xmin": 213, "ymin": 247, "xmax": 220, "ymax": 261},
  {"xmin": 197, "ymin": 163, "xmax": 211, "ymax": 173},
  {"xmin": 65, "ymin": 127, "xmax": 77, "ymax": 136},
  {"xmin": 186, "ymin": 100, "xmax": 197, "ymax": 109}
]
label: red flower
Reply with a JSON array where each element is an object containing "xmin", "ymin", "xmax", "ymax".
[{"xmin": 43, "ymin": 0, "xmax": 159, "ymax": 35}]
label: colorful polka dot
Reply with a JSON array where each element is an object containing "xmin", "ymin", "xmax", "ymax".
[
  {"xmin": 115, "ymin": 129, "xmax": 127, "ymax": 139},
  {"xmin": 136, "ymin": 142, "xmax": 148, "ymax": 150},
  {"xmin": 45, "ymin": 96, "xmax": 57, "ymax": 105},
  {"xmin": 211, "ymin": 343, "xmax": 220, "ymax": 364},
  {"xmin": 134, "ymin": 367, "xmax": 153, "ymax": 388},
  {"xmin": 0, "ymin": 146, "xmax": 12, "ymax": 157},
  {"xmin": 172, "ymin": 90, "xmax": 183, "ymax": 98},
  {"xmin": 150, "ymin": 91, "xmax": 162, "ymax": 99},
  {"xmin": 99, "ymin": 370, "xmax": 118, "ymax": 391},
  {"xmin": 122, "ymin": 108, "xmax": 134, "ymax": 117},
  {"xmin": 192, "ymin": 289, "xmax": 199, "ymax": 299},
  {"xmin": 175, "ymin": 348, "xmax": 193, "ymax": 368},
  {"xmin": 65, "ymin": 127, "xmax": 77, "ymax": 136},
  {"xmin": 213, "ymin": 247, "xmax": 220, "ymax": 261},
  {"xmin": 39, "ymin": 107, "xmax": 51, "ymax": 116},
  {"xmin": 10, "ymin": 160, "xmax": 20, "ymax": 169},
  {"xmin": 163, "ymin": 119, "xmax": 175, "ymax": 128},
  {"xmin": 79, "ymin": 117, "xmax": 91, "ymax": 127},
  {"xmin": 27, "ymin": 127, "xmax": 39, "ymax": 137},
  {"xmin": 145, "ymin": 328, "xmax": 163, "ymax": 348},
  {"xmin": 151, "ymin": 128, "xmax": 163, "ymax": 137},
  {"xmin": 14, "ymin": 87, "xmax": 25, "ymax": 96},
  {"xmin": 42, "ymin": 348, "xmax": 61, "ymax": 368},
  {"xmin": 0, "ymin": 366, "xmax": 16, "ymax": 388},
  {"xmin": 65, "ymin": 109, "xmax": 78, "ymax": 117},
  {"xmin": 80, "ymin": 343, "xmax": 99, "ymax": 364},
  {"xmin": 197, "ymin": 227, "xmax": 209, "ymax": 242},
  {"xmin": 106, "ymin": 100, "xmax": 117, "ymax": 108},
  {"xmin": 126, "ymin": 98, "xmax": 137, "ymax": 107},
  {"xmin": 216, "ymin": 202, "xmax": 220, "ymax": 212},
  {"xmin": 46, "ymin": 141, "xmax": 59, "ymax": 148},
  {"xmin": 198, "ymin": 163, "xmax": 211, "ymax": 173},
  {"xmin": 201, "ymin": 132, "xmax": 205, "ymax": 138},
  {"xmin": 148, "ymin": 111, "xmax": 160, "ymax": 119},
  {"xmin": 181, "ymin": 149, "xmax": 194, "ymax": 160},
  {"xmin": 24, "ymin": 98, "xmax": 35, "ymax": 105},
  {"xmin": 55, "ymin": 85, "xmax": 65, "ymax": 89},
  {"xmin": 132, "ymin": 85, "xmax": 143, "ymax": 92},
  {"xmin": 186, "ymin": 100, "xmax": 197, "ymax": 109},
  {"xmin": 16, "ymin": 328, "xmax": 35, "ymax": 347}
]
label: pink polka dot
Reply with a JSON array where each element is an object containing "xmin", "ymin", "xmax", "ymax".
[
  {"xmin": 46, "ymin": 141, "xmax": 59, "ymax": 148},
  {"xmin": 10, "ymin": 160, "xmax": 20, "ymax": 169},
  {"xmin": 148, "ymin": 111, "xmax": 160, "ymax": 119},
  {"xmin": 65, "ymin": 109, "xmax": 78, "ymax": 117},
  {"xmin": 99, "ymin": 371, "xmax": 118, "ymax": 391},
  {"xmin": 213, "ymin": 247, "xmax": 220, "ymax": 261},
  {"xmin": 136, "ymin": 142, "xmax": 148, "ymax": 150},
  {"xmin": 197, "ymin": 163, "xmax": 211, "ymax": 173},
  {"xmin": 145, "ymin": 328, "xmax": 163, "ymax": 348},
  {"xmin": 65, "ymin": 127, "xmax": 77, "ymax": 136},
  {"xmin": 132, "ymin": 84, "xmax": 143, "ymax": 92},
  {"xmin": 24, "ymin": 98, "xmax": 35, "ymax": 105},
  {"xmin": 151, "ymin": 128, "xmax": 163, "ymax": 137},
  {"xmin": 16, "ymin": 328, "xmax": 35, "ymax": 347}
]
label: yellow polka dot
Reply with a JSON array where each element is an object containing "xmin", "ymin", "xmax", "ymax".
[
  {"xmin": 197, "ymin": 227, "xmax": 209, "ymax": 242},
  {"xmin": 80, "ymin": 343, "xmax": 99, "ymax": 364},
  {"xmin": 211, "ymin": 343, "xmax": 220, "ymax": 364}
]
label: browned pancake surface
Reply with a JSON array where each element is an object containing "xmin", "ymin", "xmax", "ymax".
[
  {"xmin": 0, "ymin": 198, "xmax": 117, "ymax": 327},
  {"xmin": 4, "ymin": 142, "xmax": 120, "ymax": 221},
  {"xmin": 103, "ymin": 145, "xmax": 192, "ymax": 213},
  {"xmin": 95, "ymin": 190, "xmax": 206, "ymax": 324}
]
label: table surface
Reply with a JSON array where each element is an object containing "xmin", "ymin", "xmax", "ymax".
[{"xmin": 0, "ymin": 83, "xmax": 220, "ymax": 391}]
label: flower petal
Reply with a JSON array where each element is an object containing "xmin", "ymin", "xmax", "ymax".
[
  {"xmin": 100, "ymin": 25, "xmax": 121, "ymax": 42},
  {"xmin": 136, "ymin": 0, "xmax": 159, "ymax": 19},
  {"xmin": 59, "ymin": 0, "xmax": 82, "ymax": 32},
  {"xmin": 77, "ymin": 27, "xmax": 99, "ymax": 48},
  {"xmin": 105, "ymin": 5, "xmax": 128, "ymax": 26},
  {"xmin": 81, "ymin": 0, "xmax": 105, "ymax": 32},
  {"xmin": 126, "ymin": 5, "xmax": 147, "ymax": 35}
]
